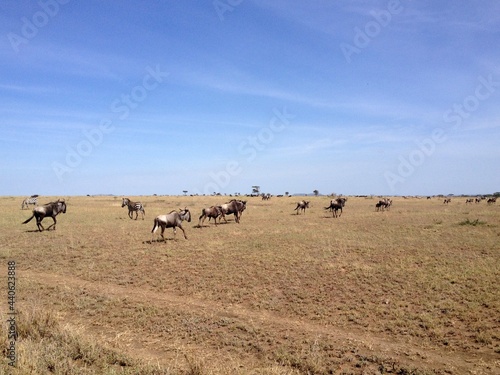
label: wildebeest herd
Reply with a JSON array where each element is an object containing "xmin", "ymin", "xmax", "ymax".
[{"xmin": 20, "ymin": 195, "xmax": 496, "ymax": 239}]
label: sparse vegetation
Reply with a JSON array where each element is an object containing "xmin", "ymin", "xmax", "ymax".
[
  {"xmin": 1, "ymin": 196, "xmax": 499, "ymax": 374},
  {"xmin": 458, "ymin": 218, "xmax": 486, "ymax": 226}
]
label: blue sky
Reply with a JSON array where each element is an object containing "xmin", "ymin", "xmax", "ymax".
[{"xmin": 1, "ymin": 0, "xmax": 499, "ymax": 196}]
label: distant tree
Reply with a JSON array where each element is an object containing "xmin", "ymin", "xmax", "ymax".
[
  {"xmin": 313, "ymin": 190, "xmax": 319, "ymax": 197},
  {"xmin": 252, "ymin": 186, "xmax": 260, "ymax": 196},
  {"xmin": 285, "ymin": 191, "xmax": 289, "ymax": 196},
  {"xmin": 182, "ymin": 190, "xmax": 188, "ymax": 196}
]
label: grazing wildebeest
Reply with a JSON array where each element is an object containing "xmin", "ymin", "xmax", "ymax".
[
  {"xmin": 122, "ymin": 197, "xmax": 145, "ymax": 220},
  {"xmin": 21, "ymin": 195, "xmax": 39, "ymax": 210},
  {"xmin": 261, "ymin": 193, "xmax": 271, "ymax": 200},
  {"xmin": 22, "ymin": 199, "xmax": 66, "ymax": 231},
  {"xmin": 198, "ymin": 206, "xmax": 224, "ymax": 227},
  {"xmin": 294, "ymin": 200, "xmax": 310, "ymax": 215},
  {"xmin": 465, "ymin": 198, "xmax": 474, "ymax": 204},
  {"xmin": 487, "ymin": 197, "xmax": 497, "ymax": 205},
  {"xmin": 324, "ymin": 202, "xmax": 343, "ymax": 217},
  {"xmin": 443, "ymin": 198, "xmax": 451, "ymax": 204},
  {"xmin": 220, "ymin": 200, "xmax": 246, "ymax": 223},
  {"xmin": 151, "ymin": 208, "xmax": 191, "ymax": 242}
]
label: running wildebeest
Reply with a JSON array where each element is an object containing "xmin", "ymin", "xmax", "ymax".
[
  {"xmin": 122, "ymin": 197, "xmax": 145, "ymax": 220},
  {"xmin": 22, "ymin": 199, "xmax": 66, "ymax": 231},
  {"xmin": 198, "ymin": 205, "xmax": 224, "ymax": 227},
  {"xmin": 294, "ymin": 200, "xmax": 310, "ymax": 215},
  {"xmin": 151, "ymin": 208, "xmax": 191, "ymax": 242},
  {"xmin": 220, "ymin": 200, "xmax": 246, "ymax": 223},
  {"xmin": 325, "ymin": 202, "xmax": 343, "ymax": 217}
]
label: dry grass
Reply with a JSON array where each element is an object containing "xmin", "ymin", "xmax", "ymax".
[{"xmin": 0, "ymin": 195, "xmax": 499, "ymax": 374}]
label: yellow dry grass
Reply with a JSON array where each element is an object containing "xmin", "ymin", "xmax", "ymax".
[{"xmin": 0, "ymin": 195, "xmax": 499, "ymax": 374}]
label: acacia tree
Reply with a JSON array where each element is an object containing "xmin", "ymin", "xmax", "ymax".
[{"xmin": 313, "ymin": 190, "xmax": 319, "ymax": 197}]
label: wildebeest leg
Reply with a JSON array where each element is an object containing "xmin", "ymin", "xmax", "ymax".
[
  {"xmin": 46, "ymin": 216, "xmax": 57, "ymax": 230},
  {"xmin": 36, "ymin": 217, "xmax": 45, "ymax": 232},
  {"xmin": 160, "ymin": 223, "xmax": 166, "ymax": 241},
  {"xmin": 178, "ymin": 224, "xmax": 188, "ymax": 239}
]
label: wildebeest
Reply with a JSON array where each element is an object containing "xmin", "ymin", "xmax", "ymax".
[
  {"xmin": 22, "ymin": 199, "xmax": 66, "ymax": 231},
  {"xmin": 324, "ymin": 202, "xmax": 343, "ymax": 217},
  {"xmin": 294, "ymin": 200, "xmax": 310, "ymax": 214},
  {"xmin": 21, "ymin": 195, "xmax": 39, "ymax": 210},
  {"xmin": 443, "ymin": 198, "xmax": 451, "ymax": 204},
  {"xmin": 198, "ymin": 205, "xmax": 224, "ymax": 227},
  {"xmin": 328, "ymin": 197, "xmax": 346, "ymax": 210},
  {"xmin": 261, "ymin": 193, "xmax": 271, "ymax": 200},
  {"xmin": 487, "ymin": 197, "xmax": 497, "ymax": 205},
  {"xmin": 465, "ymin": 198, "xmax": 474, "ymax": 204},
  {"xmin": 122, "ymin": 198, "xmax": 145, "ymax": 220},
  {"xmin": 375, "ymin": 198, "xmax": 392, "ymax": 212},
  {"xmin": 151, "ymin": 208, "xmax": 191, "ymax": 242},
  {"xmin": 220, "ymin": 200, "xmax": 246, "ymax": 223}
]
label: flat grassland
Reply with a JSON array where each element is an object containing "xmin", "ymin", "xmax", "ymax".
[{"xmin": 0, "ymin": 195, "xmax": 499, "ymax": 374}]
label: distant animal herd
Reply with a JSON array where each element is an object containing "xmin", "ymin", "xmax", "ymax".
[{"xmin": 20, "ymin": 195, "xmax": 497, "ymax": 238}]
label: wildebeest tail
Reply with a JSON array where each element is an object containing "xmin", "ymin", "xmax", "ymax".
[
  {"xmin": 151, "ymin": 218, "xmax": 159, "ymax": 233},
  {"xmin": 22, "ymin": 214, "xmax": 34, "ymax": 224}
]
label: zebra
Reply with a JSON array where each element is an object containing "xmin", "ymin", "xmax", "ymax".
[
  {"xmin": 21, "ymin": 195, "xmax": 39, "ymax": 210},
  {"xmin": 121, "ymin": 198, "xmax": 145, "ymax": 220}
]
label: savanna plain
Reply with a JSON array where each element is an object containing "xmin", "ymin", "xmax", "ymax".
[{"xmin": 0, "ymin": 195, "xmax": 499, "ymax": 374}]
